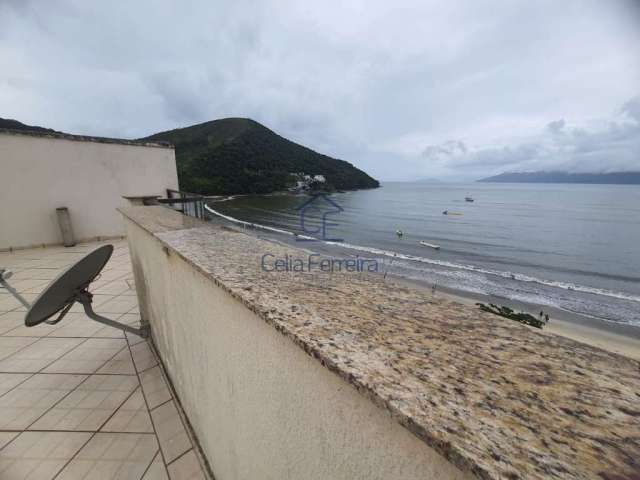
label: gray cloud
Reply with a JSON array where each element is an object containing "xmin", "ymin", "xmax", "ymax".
[
  {"xmin": 622, "ymin": 96, "xmax": 640, "ymax": 122},
  {"xmin": 1, "ymin": 0, "xmax": 639, "ymax": 180},
  {"xmin": 421, "ymin": 97, "xmax": 640, "ymax": 177},
  {"xmin": 546, "ymin": 119, "xmax": 566, "ymax": 136}
]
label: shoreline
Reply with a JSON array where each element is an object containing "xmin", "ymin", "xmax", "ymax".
[
  {"xmin": 209, "ymin": 215, "xmax": 640, "ymax": 361},
  {"xmin": 393, "ymin": 275, "xmax": 640, "ymax": 361}
]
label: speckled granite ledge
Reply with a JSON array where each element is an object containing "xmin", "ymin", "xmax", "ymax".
[{"xmin": 120, "ymin": 206, "xmax": 640, "ymax": 480}]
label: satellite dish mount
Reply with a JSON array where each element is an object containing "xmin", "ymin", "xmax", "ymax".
[{"xmin": 0, "ymin": 245, "xmax": 149, "ymax": 338}]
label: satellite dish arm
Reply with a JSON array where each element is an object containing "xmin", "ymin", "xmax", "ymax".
[
  {"xmin": 0, "ymin": 274, "xmax": 32, "ymax": 309},
  {"xmin": 76, "ymin": 290, "xmax": 149, "ymax": 338}
]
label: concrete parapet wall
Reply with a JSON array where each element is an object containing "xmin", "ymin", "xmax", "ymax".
[
  {"xmin": 0, "ymin": 131, "xmax": 177, "ymax": 250},
  {"xmin": 123, "ymin": 216, "xmax": 471, "ymax": 480}
]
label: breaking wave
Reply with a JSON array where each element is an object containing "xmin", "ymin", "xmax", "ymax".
[{"xmin": 204, "ymin": 204, "xmax": 640, "ymax": 304}]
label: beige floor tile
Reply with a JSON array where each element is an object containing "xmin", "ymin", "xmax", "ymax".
[
  {"xmin": 130, "ymin": 342, "xmax": 157, "ymax": 373},
  {"xmin": 0, "ymin": 373, "xmax": 32, "ymax": 397},
  {"xmin": 0, "ymin": 431, "xmax": 19, "ymax": 450},
  {"xmin": 0, "ymin": 374, "xmax": 86, "ymax": 429},
  {"xmin": 4, "ymin": 321, "xmax": 59, "ymax": 338},
  {"xmin": 29, "ymin": 374, "xmax": 138, "ymax": 431},
  {"xmin": 92, "ymin": 324, "xmax": 126, "ymax": 338},
  {"xmin": 0, "ymin": 337, "xmax": 37, "ymax": 362},
  {"xmin": 93, "ymin": 270, "xmax": 130, "ymax": 284},
  {"xmin": 151, "ymin": 401, "xmax": 191, "ymax": 464},
  {"xmin": 141, "ymin": 452, "xmax": 168, "ymax": 480},
  {"xmin": 0, "ymin": 242, "xmax": 202, "ymax": 479},
  {"xmin": 121, "ymin": 313, "xmax": 142, "ymax": 328},
  {"xmin": 167, "ymin": 450, "xmax": 206, "ymax": 480},
  {"xmin": 0, "ymin": 256, "xmax": 30, "ymax": 270},
  {"xmin": 121, "ymin": 286, "xmax": 137, "ymax": 297},
  {"xmin": 101, "ymin": 388, "xmax": 153, "ymax": 433},
  {"xmin": 96, "ymin": 347, "xmax": 136, "ymax": 375},
  {"xmin": 0, "ymin": 338, "xmax": 85, "ymax": 373},
  {"xmin": 37, "ymin": 259, "xmax": 75, "ymax": 269},
  {"xmin": 29, "ymin": 268, "xmax": 63, "ymax": 280},
  {"xmin": 92, "ymin": 280, "xmax": 131, "ymax": 296},
  {"xmin": 56, "ymin": 433, "xmax": 158, "ymax": 480},
  {"xmin": 139, "ymin": 367, "xmax": 171, "ymax": 410},
  {"xmin": 95, "ymin": 296, "xmax": 139, "ymax": 315},
  {"xmin": 2, "ymin": 279, "xmax": 50, "ymax": 294},
  {"xmin": 3, "ymin": 260, "xmax": 43, "ymax": 270},
  {"xmin": 0, "ymin": 295, "xmax": 37, "ymax": 313},
  {"xmin": 43, "ymin": 338, "xmax": 127, "ymax": 374},
  {"xmin": 0, "ymin": 312, "xmax": 25, "ymax": 335},
  {"xmin": 0, "ymin": 431, "xmax": 91, "ymax": 480},
  {"xmin": 6, "ymin": 268, "xmax": 58, "ymax": 281},
  {"xmin": 35, "ymin": 315, "xmax": 124, "ymax": 340}
]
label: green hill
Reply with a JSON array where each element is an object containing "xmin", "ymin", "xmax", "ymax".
[
  {"xmin": 139, "ymin": 118, "xmax": 380, "ymax": 195},
  {"xmin": 0, "ymin": 117, "xmax": 60, "ymax": 134}
]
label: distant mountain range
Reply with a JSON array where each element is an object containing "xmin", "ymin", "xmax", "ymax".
[
  {"xmin": 140, "ymin": 118, "xmax": 379, "ymax": 195},
  {"xmin": 478, "ymin": 171, "xmax": 640, "ymax": 185},
  {"xmin": 1, "ymin": 116, "xmax": 380, "ymax": 195}
]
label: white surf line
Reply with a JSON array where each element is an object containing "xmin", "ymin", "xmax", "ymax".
[
  {"xmin": 204, "ymin": 204, "xmax": 640, "ymax": 304},
  {"xmin": 324, "ymin": 241, "xmax": 640, "ymax": 303},
  {"xmin": 204, "ymin": 204, "xmax": 316, "ymax": 240}
]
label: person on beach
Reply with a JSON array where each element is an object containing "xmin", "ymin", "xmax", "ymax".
[
  {"xmin": 545, "ymin": 314, "xmax": 549, "ymax": 324},
  {"xmin": 432, "ymin": 283, "xmax": 437, "ymax": 295},
  {"xmin": 539, "ymin": 311, "xmax": 544, "ymax": 321}
]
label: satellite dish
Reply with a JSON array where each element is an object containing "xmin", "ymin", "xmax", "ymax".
[
  {"xmin": 1, "ymin": 245, "xmax": 148, "ymax": 337},
  {"xmin": 26, "ymin": 245, "xmax": 113, "ymax": 326}
]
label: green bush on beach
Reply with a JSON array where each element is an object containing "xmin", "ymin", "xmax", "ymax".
[{"xmin": 476, "ymin": 303, "xmax": 545, "ymax": 329}]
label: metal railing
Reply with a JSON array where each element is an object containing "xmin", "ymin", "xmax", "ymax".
[{"xmin": 160, "ymin": 189, "xmax": 206, "ymax": 220}]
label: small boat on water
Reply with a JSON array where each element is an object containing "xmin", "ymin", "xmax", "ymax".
[
  {"xmin": 442, "ymin": 210, "xmax": 463, "ymax": 215},
  {"xmin": 396, "ymin": 229, "xmax": 404, "ymax": 237},
  {"xmin": 465, "ymin": 196, "xmax": 474, "ymax": 202},
  {"xmin": 419, "ymin": 241, "xmax": 440, "ymax": 250}
]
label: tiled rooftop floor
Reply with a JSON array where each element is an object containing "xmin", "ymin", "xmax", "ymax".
[{"xmin": 0, "ymin": 240, "xmax": 207, "ymax": 480}]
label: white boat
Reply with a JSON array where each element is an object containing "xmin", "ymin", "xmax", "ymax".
[{"xmin": 419, "ymin": 241, "xmax": 440, "ymax": 250}]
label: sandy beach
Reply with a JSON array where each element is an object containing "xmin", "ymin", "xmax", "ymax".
[{"xmin": 394, "ymin": 275, "xmax": 640, "ymax": 361}]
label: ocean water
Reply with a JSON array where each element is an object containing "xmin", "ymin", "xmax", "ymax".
[{"xmin": 207, "ymin": 182, "xmax": 640, "ymax": 327}]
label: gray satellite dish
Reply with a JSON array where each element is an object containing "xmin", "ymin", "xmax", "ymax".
[{"xmin": 0, "ymin": 245, "xmax": 149, "ymax": 337}]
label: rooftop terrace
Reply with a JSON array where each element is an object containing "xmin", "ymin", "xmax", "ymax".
[
  {"xmin": 0, "ymin": 240, "xmax": 207, "ymax": 479},
  {"xmin": 1, "ymin": 204, "xmax": 638, "ymax": 480}
]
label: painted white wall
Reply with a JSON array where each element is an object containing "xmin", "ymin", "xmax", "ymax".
[
  {"xmin": 0, "ymin": 132, "xmax": 178, "ymax": 250},
  {"xmin": 124, "ymin": 217, "xmax": 474, "ymax": 480}
]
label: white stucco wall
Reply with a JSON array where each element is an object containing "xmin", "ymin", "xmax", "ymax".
[
  {"xmin": 124, "ymin": 217, "xmax": 474, "ymax": 480},
  {"xmin": 0, "ymin": 132, "xmax": 178, "ymax": 250}
]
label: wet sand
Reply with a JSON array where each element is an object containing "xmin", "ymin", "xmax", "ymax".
[
  {"xmin": 221, "ymin": 220, "xmax": 640, "ymax": 361},
  {"xmin": 394, "ymin": 275, "xmax": 640, "ymax": 361}
]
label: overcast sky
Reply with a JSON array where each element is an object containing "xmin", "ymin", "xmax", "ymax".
[{"xmin": 1, "ymin": 0, "xmax": 639, "ymax": 181}]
